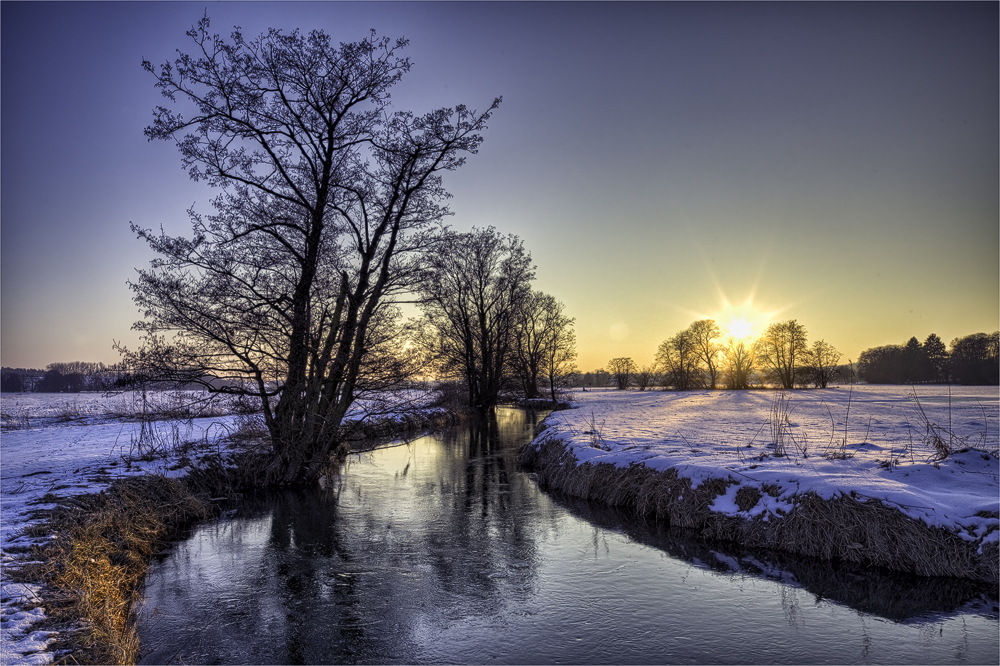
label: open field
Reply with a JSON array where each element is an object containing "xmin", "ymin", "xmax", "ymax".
[{"xmin": 0, "ymin": 391, "xmax": 246, "ymax": 431}]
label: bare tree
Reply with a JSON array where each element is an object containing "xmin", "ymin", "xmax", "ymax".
[
  {"xmin": 722, "ymin": 337, "xmax": 756, "ymax": 390},
  {"xmin": 511, "ymin": 290, "xmax": 574, "ymax": 400},
  {"xmin": 125, "ymin": 18, "xmax": 499, "ymax": 485},
  {"xmin": 633, "ymin": 365, "xmax": 658, "ymax": 391},
  {"xmin": 656, "ymin": 330, "xmax": 702, "ymax": 390},
  {"xmin": 757, "ymin": 320, "xmax": 808, "ymax": 389},
  {"xmin": 802, "ymin": 339, "xmax": 841, "ymax": 388},
  {"xmin": 688, "ymin": 319, "xmax": 722, "ymax": 389},
  {"xmin": 417, "ymin": 227, "xmax": 534, "ymax": 410},
  {"xmin": 607, "ymin": 357, "xmax": 637, "ymax": 390},
  {"xmin": 539, "ymin": 298, "xmax": 577, "ymax": 402}
]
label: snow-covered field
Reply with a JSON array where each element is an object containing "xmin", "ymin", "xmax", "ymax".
[
  {"xmin": 537, "ymin": 385, "xmax": 999, "ymax": 545},
  {"xmin": 0, "ymin": 390, "xmax": 245, "ymax": 431}
]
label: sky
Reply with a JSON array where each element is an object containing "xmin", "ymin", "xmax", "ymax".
[{"xmin": 2, "ymin": 1, "xmax": 997, "ymax": 372}]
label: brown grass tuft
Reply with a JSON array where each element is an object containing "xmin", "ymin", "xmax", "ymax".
[{"xmin": 16, "ymin": 475, "xmax": 210, "ymax": 664}]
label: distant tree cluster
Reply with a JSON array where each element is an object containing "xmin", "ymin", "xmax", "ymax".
[
  {"xmin": 656, "ymin": 319, "xmax": 840, "ymax": 390},
  {"xmin": 602, "ymin": 319, "xmax": 843, "ymax": 391},
  {"xmin": 0, "ymin": 368, "xmax": 43, "ymax": 393},
  {"xmin": 858, "ymin": 332, "xmax": 999, "ymax": 385},
  {"xmin": 601, "ymin": 322, "xmax": 1000, "ymax": 391},
  {"xmin": 573, "ymin": 369, "xmax": 611, "ymax": 388},
  {"xmin": 1, "ymin": 362, "xmax": 119, "ymax": 393}
]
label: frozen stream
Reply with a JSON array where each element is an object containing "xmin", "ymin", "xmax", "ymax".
[{"xmin": 137, "ymin": 408, "xmax": 999, "ymax": 664}]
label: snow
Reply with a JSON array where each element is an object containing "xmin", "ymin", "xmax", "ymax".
[
  {"xmin": 533, "ymin": 385, "xmax": 999, "ymax": 543},
  {"xmin": 0, "ymin": 393, "xmax": 244, "ymax": 665},
  {"xmin": 3, "ymin": 386, "xmax": 996, "ymax": 662}
]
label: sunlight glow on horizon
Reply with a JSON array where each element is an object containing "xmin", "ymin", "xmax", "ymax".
[{"xmin": 708, "ymin": 294, "xmax": 779, "ymax": 344}]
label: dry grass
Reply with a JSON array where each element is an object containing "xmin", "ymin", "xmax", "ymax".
[
  {"xmin": 519, "ymin": 438, "xmax": 999, "ymax": 585},
  {"xmin": 1, "ymin": 400, "xmax": 33, "ymax": 430},
  {"xmin": 13, "ymin": 475, "xmax": 211, "ymax": 665}
]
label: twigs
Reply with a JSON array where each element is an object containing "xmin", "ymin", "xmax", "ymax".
[
  {"xmin": 909, "ymin": 386, "xmax": 996, "ymax": 461},
  {"xmin": 768, "ymin": 392, "xmax": 792, "ymax": 457},
  {"xmin": 0, "ymin": 401, "xmax": 32, "ymax": 431},
  {"xmin": 583, "ymin": 411, "xmax": 610, "ymax": 451}
]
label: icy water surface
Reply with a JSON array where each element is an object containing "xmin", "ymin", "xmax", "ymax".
[{"xmin": 138, "ymin": 408, "xmax": 999, "ymax": 664}]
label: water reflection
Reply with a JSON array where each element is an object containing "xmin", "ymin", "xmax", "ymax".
[
  {"xmin": 552, "ymin": 495, "xmax": 999, "ymax": 623},
  {"xmin": 139, "ymin": 408, "xmax": 999, "ymax": 665}
]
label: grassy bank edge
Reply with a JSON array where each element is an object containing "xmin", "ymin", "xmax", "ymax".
[
  {"xmin": 10, "ymin": 475, "xmax": 212, "ymax": 665},
  {"xmin": 518, "ymin": 432, "xmax": 999, "ymax": 586}
]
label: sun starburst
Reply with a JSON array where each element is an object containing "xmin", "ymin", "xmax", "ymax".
[{"xmin": 714, "ymin": 296, "xmax": 774, "ymax": 342}]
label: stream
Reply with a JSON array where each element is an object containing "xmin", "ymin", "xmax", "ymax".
[{"xmin": 138, "ymin": 408, "xmax": 999, "ymax": 664}]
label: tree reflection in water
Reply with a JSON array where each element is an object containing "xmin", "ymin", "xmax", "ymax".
[{"xmin": 138, "ymin": 408, "xmax": 998, "ymax": 665}]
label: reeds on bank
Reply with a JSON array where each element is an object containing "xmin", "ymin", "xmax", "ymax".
[{"xmin": 518, "ymin": 436, "xmax": 999, "ymax": 585}]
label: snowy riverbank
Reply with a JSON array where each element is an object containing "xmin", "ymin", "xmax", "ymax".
[
  {"xmin": 1, "ymin": 412, "xmax": 238, "ymax": 665},
  {"xmin": 0, "ymin": 389, "xmax": 449, "ymax": 665},
  {"xmin": 520, "ymin": 385, "xmax": 999, "ymax": 582}
]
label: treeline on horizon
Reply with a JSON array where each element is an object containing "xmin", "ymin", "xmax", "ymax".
[
  {"xmin": 574, "ymin": 328, "xmax": 1000, "ymax": 390},
  {"xmin": 8, "ymin": 329, "xmax": 995, "ymax": 397},
  {"xmin": 0, "ymin": 362, "xmax": 121, "ymax": 393}
]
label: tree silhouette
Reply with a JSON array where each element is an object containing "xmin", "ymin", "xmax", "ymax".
[
  {"xmin": 858, "ymin": 344, "xmax": 905, "ymax": 384},
  {"xmin": 757, "ymin": 320, "xmax": 808, "ymax": 389},
  {"xmin": 417, "ymin": 228, "xmax": 533, "ymax": 410},
  {"xmin": 802, "ymin": 340, "xmax": 841, "ymax": 388},
  {"xmin": 923, "ymin": 333, "xmax": 949, "ymax": 383},
  {"xmin": 127, "ymin": 17, "xmax": 499, "ymax": 484},
  {"xmin": 633, "ymin": 365, "xmax": 658, "ymax": 391},
  {"xmin": 539, "ymin": 299, "xmax": 577, "ymax": 402},
  {"xmin": 722, "ymin": 338, "xmax": 756, "ymax": 390},
  {"xmin": 950, "ymin": 332, "xmax": 1000, "ymax": 385},
  {"xmin": 606, "ymin": 357, "xmax": 637, "ymax": 390},
  {"xmin": 688, "ymin": 319, "xmax": 722, "ymax": 389},
  {"xmin": 656, "ymin": 330, "xmax": 702, "ymax": 390},
  {"xmin": 511, "ymin": 291, "xmax": 575, "ymax": 401}
]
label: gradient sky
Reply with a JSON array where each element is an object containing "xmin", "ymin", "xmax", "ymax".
[{"xmin": 2, "ymin": 2, "xmax": 997, "ymax": 372}]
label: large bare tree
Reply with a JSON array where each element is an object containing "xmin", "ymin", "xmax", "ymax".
[{"xmin": 125, "ymin": 17, "xmax": 499, "ymax": 484}]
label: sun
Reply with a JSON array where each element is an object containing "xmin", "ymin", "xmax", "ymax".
[
  {"xmin": 726, "ymin": 317, "xmax": 754, "ymax": 341},
  {"xmin": 714, "ymin": 297, "xmax": 772, "ymax": 342}
]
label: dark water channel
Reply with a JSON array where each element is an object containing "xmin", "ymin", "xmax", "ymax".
[{"xmin": 138, "ymin": 408, "xmax": 999, "ymax": 664}]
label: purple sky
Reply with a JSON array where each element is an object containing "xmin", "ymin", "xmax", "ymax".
[{"xmin": 2, "ymin": 2, "xmax": 997, "ymax": 371}]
